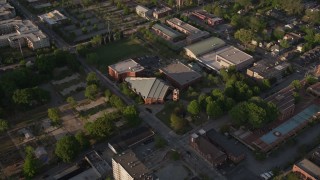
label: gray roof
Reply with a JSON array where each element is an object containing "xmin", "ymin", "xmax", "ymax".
[
  {"xmin": 184, "ymin": 36, "xmax": 226, "ymax": 57},
  {"xmin": 216, "ymin": 46, "xmax": 253, "ymax": 65},
  {"xmin": 152, "ymin": 23, "xmax": 183, "ymax": 39},
  {"xmin": 109, "ymin": 59, "xmax": 144, "ymax": 74},
  {"xmin": 161, "ymin": 61, "xmax": 202, "ymax": 87},
  {"xmin": 296, "ymin": 159, "xmax": 320, "ymax": 179},
  {"xmin": 125, "ymin": 77, "xmax": 169, "ymax": 100}
]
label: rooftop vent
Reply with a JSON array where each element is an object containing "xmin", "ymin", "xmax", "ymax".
[{"xmin": 273, "ymin": 131, "xmax": 281, "ymax": 137}]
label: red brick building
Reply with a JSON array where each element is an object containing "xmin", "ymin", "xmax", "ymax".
[
  {"xmin": 292, "ymin": 159, "xmax": 320, "ymax": 180},
  {"xmin": 190, "ymin": 130, "xmax": 227, "ymax": 167},
  {"xmin": 108, "ymin": 59, "xmax": 144, "ymax": 81}
]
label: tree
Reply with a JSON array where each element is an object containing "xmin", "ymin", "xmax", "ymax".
[
  {"xmin": 187, "ymin": 100, "xmax": 200, "ymax": 116},
  {"xmin": 304, "ymin": 9, "xmax": 320, "ymax": 25},
  {"xmin": 85, "ymin": 115, "xmax": 114, "ymax": 138},
  {"xmin": 291, "ymin": 80, "xmax": 302, "ymax": 90},
  {"xmin": 109, "ymin": 95, "xmax": 125, "ymax": 108},
  {"xmin": 86, "ymin": 72, "xmax": 99, "ymax": 85},
  {"xmin": 86, "ymin": 53, "xmax": 99, "ymax": 65},
  {"xmin": 55, "ymin": 135, "xmax": 80, "ymax": 162},
  {"xmin": 247, "ymin": 103, "xmax": 266, "ymax": 128},
  {"xmin": 75, "ymin": 131, "xmax": 90, "ymax": 150},
  {"xmin": 0, "ymin": 119, "xmax": 9, "ymax": 133},
  {"xmin": 206, "ymin": 101, "xmax": 223, "ymax": 119},
  {"xmin": 229, "ymin": 102, "xmax": 249, "ymax": 126},
  {"xmin": 23, "ymin": 146, "xmax": 38, "ymax": 178},
  {"xmin": 293, "ymin": 92, "xmax": 301, "ymax": 104},
  {"xmin": 91, "ymin": 35, "xmax": 102, "ymax": 47},
  {"xmin": 280, "ymin": 40, "xmax": 290, "ymax": 48},
  {"xmin": 123, "ymin": 105, "xmax": 141, "ymax": 126},
  {"xmin": 273, "ymin": 27, "xmax": 285, "ymax": 40},
  {"xmin": 236, "ymin": 0, "xmax": 252, "ymax": 10},
  {"xmin": 48, "ymin": 108, "xmax": 60, "ymax": 124},
  {"xmin": 12, "ymin": 87, "xmax": 50, "ymax": 107},
  {"xmin": 155, "ymin": 135, "xmax": 167, "ymax": 148},
  {"xmin": 170, "ymin": 113, "xmax": 186, "ymax": 131},
  {"xmin": 234, "ymin": 29, "xmax": 255, "ymax": 45},
  {"xmin": 85, "ymin": 84, "xmax": 99, "ymax": 100},
  {"xmin": 104, "ymin": 89, "xmax": 111, "ymax": 99},
  {"xmin": 306, "ymin": 75, "xmax": 318, "ymax": 85},
  {"xmin": 198, "ymin": 93, "xmax": 207, "ymax": 109},
  {"xmin": 66, "ymin": 96, "xmax": 77, "ymax": 108}
]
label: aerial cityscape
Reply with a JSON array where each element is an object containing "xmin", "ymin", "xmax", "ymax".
[{"xmin": 0, "ymin": 0, "xmax": 319, "ymax": 179}]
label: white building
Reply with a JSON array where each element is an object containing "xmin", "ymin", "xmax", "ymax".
[
  {"xmin": 0, "ymin": 19, "xmax": 50, "ymax": 50},
  {"xmin": 135, "ymin": 5, "xmax": 152, "ymax": 20},
  {"xmin": 38, "ymin": 10, "xmax": 67, "ymax": 26}
]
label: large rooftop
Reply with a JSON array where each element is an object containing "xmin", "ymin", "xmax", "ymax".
[
  {"xmin": 109, "ymin": 59, "xmax": 144, "ymax": 74},
  {"xmin": 206, "ymin": 129, "xmax": 244, "ymax": 157},
  {"xmin": 166, "ymin": 18, "xmax": 201, "ymax": 34},
  {"xmin": 152, "ymin": 23, "xmax": 183, "ymax": 39},
  {"xmin": 260, "ymin": 104, "xmax": 319, "ymax": 145},
  {"xmin": 125, "ymin": 77, "xmax": 170, "ymax": 100},
  {"xmin": 265, "ymin": 86, "xmax": 295, "ymax": 113},
  {"xmin": 249, "ymin": 60, "xmax": 291, "ymax": 78},
  {"xmin": 216, "ymin": 46, "xmax": 253, "ymax": 65},
  {"xmin": 160, "ymin": 61, "xmax": 202, "ymax": 87},
  {"xmin": 38, "ymin": 10, "xmax": 67, "ymax": 25},
  {"xmin": 295, "ymin": 159, "xmax": 320, "ymax": 179},
  {"xmin": 184, "ymin": 36, "xmax": 226, "ymax": 57},
  {"xmin": 113, "ymin": 150, "xmax": 153, "ymax": 179}
]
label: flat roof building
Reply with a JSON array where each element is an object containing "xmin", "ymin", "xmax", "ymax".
[
  {"xmin": 293, "ymin": 159, "xmax": 320, "ymax": 180},
  {"xmin": 190, "ymin": 131, "xmax": 227, "ymax": 167},
  {"xmin": 125, "ymin": 77, "xmax": 170, "ymax": 104},
  {"xmin": 247, "ymin": 59, "xmax": 291, "ymax": 81},
  {"xmin": 108, "ymin": 126, "xmax": 155, "ymax": 154},
  {"xmin": 206, "ymin": 129, "xmax": 245, "ymax": 164},
  {"xmin": 112, "ymin": 150, "xmax": 154, "ymax": 180},
  {"xmin": 166, "ymin": 18, "xmax": 210, "ymax": 43},
  {"xmin": 38, "ymin": 10, "xmax": 67, "ymax": 26},
  {"xmin": 265, "ymin": 86, "xmax": 295, "ymax": 121},
  {"xmin": 307, "ymin": 82, "xmax": 320, "ymax": 98},
  {"xmin": 160, "ymin": 61, "xmax": 202, "ymax": 89},
  {"xmin": 253, "ymin": 104, "xmax": 320, "ymax": 152},
  {"xmin": 0, "ymin": 3, "xmax": 15, "ymax": 20},
  {"xmin": 108, "ymin": 59, "xmax": 144, "ymax": 81},
  {"xmin": 153, "ymin": 6, "xmax": 171, "ymax": 19},
  {"xmin": 191, "ymin": 10, "xmax": 223, "ymax": 26},
  {"xmin": 152, "ymin": 23, "xmax": 183, "ymax": 42},
  {"xmin": 184, "ymin": 36, "xmax": 226, "ymax": 59},
  {"xmin": 135, "ymin": 5, "xmax": 152, "ymax": 20},
  {"xmin": 0, "ymin": 19, "xmax": 50, "ymax": 50}
]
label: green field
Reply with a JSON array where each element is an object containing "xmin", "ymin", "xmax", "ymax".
[{"xmin": 95, "ymin": 39, "xmax": 150, "ymax": 67}]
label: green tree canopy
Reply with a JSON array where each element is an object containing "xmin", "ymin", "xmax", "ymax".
[
  {"xmin": 85, "ymin": 84, "xmax": 99, "ymax": 100},
  {"xmin": 291, "ymin": 80, "xmax": 302, "ymax": 90},
  {"xmin": 12, "ymin": 87, "xmax": 50, "ymax": 107},
  {"xmin": 91, "ymin": 35, "xmax": 102, "ymax": 47},
  {"xmin": 206, "ymin": 101, "xmax": 223, "ymax": 119},
  {"xmin": 86, "ymin": 72, "xmax": 99, "ymax": 85},
  {"xmin": 66, "ymin": 96, "xmax": 77, "ymax": 108},
  {"xmin": 23, "ymin": 146, "xmax": 38, "ymax": 178},
  {"xmin": 123, "ymin": 105, "xmax": 141, "ymax": 126},
  {"xmin": 187, "ymin": 100, "xmax": 200, "ymax": 116},
  {"xmin": 75, "ymin": 131, "xmax": 90, "ymax": 150},
  {"xmin": 48, "ymin": 108, "xmax": 60, "ymax": 124},
  {"xmin": 85, "ymin": 115, "xmax": 114, "ymax": 138},
  {"xmin": 55, "ymin": 135, "xmax": 80, "ymax": 162},
  {"xmin": 0, "ymin": 119, "xmax": 9, "ymax": 133},
  {"xmin": 234, "ymin": 29, "xmax": 255, "ymax": 45},
  {"xmin": 109, "ymin": 95, "xmax": 125, "ymax": 109}
]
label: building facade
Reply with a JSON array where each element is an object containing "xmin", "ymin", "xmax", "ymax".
[{"xmin": 108, "ymin": 59, "xmax": 144, "ymax": 81}]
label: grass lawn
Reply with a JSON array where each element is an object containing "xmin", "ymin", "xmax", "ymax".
[
  {"xmin": 94, "ymin": 39, "xmax": 150, "ymax": 67},
  {"xmin": 156, "ymin": 102, "xmax": 191, "ymax": 135}
]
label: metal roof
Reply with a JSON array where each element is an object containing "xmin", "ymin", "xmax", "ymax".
[
  {"xmin": 152, "ymin": 23, "xmax": 183, "ymax": 39},
  {"xmin": 109, "ymin": 59, "xmax": 144, "ymax": 74},
  {"xmin": 184, "ymin": 36, "xmax": 226, "ymax": 57},
  {"xmin": 216, "ymin": 46, "xmax": 253, "ymax": 65},
  {"xmin": 125, "ymin": 77, "xmax": 169, "ymax": 100},
  {"xmin": 260, "ymin": 104, "xmax": 320, "ymax": 145},
  {"xmin": 296, "ymin": 159, "xmax": 320, "ymax": 179}
]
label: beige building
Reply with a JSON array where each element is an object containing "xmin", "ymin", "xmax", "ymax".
[
  {"xmin": 0, "ymin": 19, "xmax": 50, "ymax": 50},
  {"xmin": 38, "ymin": 10, "xmax": 67, "ymax": 26},
  {"xmin": 112, "ymin": 150, "xmax": 155, "ymax": 180}
]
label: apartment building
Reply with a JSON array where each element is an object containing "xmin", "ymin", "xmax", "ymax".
[
  {"xmin": 112, "ymin": 150, "xmax": 155, "ymax": 180},
  {"xmin": 0, "ymin": 19, "xmax": 50, "ymax": 50}
]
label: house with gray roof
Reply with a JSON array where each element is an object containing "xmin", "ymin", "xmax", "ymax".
[{"xmin": 125, "ymin": 77, "xmax": 170, "ymax": 104}]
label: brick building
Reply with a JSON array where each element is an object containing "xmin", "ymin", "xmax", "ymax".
[
  {"xmin": 108, "ymin": 59, "xmax": 144, "ymax": 81},
  {"xmin": 292, "ymin": 159, "xmax": 320, "ymax": 180}
]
